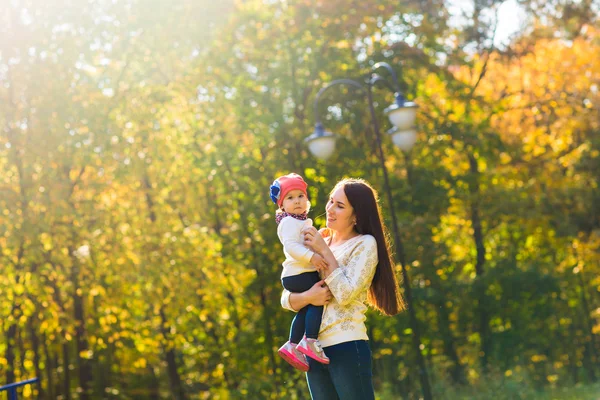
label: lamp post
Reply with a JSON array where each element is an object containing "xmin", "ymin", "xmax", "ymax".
[{"xmin": 305, "ymin": 62, "xmax": 432, "ymax": 400}]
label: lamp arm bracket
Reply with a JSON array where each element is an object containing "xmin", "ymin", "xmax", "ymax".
[
  {"xmin": 369, "ymin": 74, "xmax": 397, "ymax": 95},
  {"xmin": 313, "ymin": 79, "xmax": 365, "ymax": 124},
  {"xmin": 371, "ymin": 62, "xmax": 401, "ymax": 92}
]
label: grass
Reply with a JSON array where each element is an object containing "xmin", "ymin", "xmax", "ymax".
[
  {"xmin": 378, "ymin": 382, "xmax": 600, "ymax": 400},
  {"xmin": 437, "ymin": 383, "xmax": 600, "ymax": 400}
]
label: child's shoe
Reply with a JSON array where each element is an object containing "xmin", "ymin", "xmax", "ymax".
[
  {"xmin": 296, "ymin": 337, "xmax": 330, "ymax": 364},
  {"xmin": 278, "ymin": 341, "xmax": 309, "ymax": 372}
]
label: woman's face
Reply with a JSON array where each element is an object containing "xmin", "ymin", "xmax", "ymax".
[{"xmin": 326, "ymin": 186, "xmax": 355, "ymax": 232}]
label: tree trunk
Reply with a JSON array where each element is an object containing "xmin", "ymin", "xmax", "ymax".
[
  {"xmin": 468, "ymin": 152, "xmax": 491, "ymax": 370},
  {"xmin": 435, "ymin": 289, "xmax": 467, "ymax": 384},
  {"xmin": 147, "ymin": 365, "xmax": 161, "ymax": 400},
  {"xmin": 42, "ymin": 338, "xmax": 55, "ymax": 400},
  {"xmin": 568, "ymin": 322, "xmax": 579, "ymax": 384},
  {"xmin": 27, "ymin": 317, "xmax": 46, "ymax": 399},
  {"xmin": 62, "ymin": 342, "xmax": 72, "ymax": 400},
  {"xmin": 98, "ymin": 341, "xmax": 113, "ymax": 397},
  {"xmin": 577, "ymin": 269, "xmax": 598, "ymax": 381},
  {"xmin": 142, "ymin": 169, "xmax": 187, "ymax": 399},
  {"xmin": 5, "ymin": 323, "xmax": 17, "ymax": 384},
  {"xmin": 260, "ymin": 288, "xmax": 280, "ymax": 376},
  {"xmin": 159, "ymin": 308, "xmax": 187, "ymax": 400},
  {"xmin": 70, "ymin": 259, "xmax": 92, "ymax": 400}
]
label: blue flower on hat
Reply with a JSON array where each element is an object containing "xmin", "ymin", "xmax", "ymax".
[{"xmin": 270, "ymin": 180, "xmax": 281, "ymax": 204}]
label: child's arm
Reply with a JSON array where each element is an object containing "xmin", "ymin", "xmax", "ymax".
[
  {"xmin": 301, "ymin": 226, "xmax": 339, "ymax": 278},
  {"xmin": 317, "ymin": 246, "xmax": 339, "ymax": 278},
  {"xmin": 310, "ymin": 253, "xmax": 329, "ymax": 271},
  {"xmin": 279, "ymin": 218, "xmax": 315, "ymax": 264}
]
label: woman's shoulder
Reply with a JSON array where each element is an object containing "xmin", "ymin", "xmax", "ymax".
[
  {"xmin": 341, "ymin": 234, "xmax": 376, "ymax": 250},
  {"xmin": 357, "ymin": 234, "xmax": 376, "ymax": 245}
]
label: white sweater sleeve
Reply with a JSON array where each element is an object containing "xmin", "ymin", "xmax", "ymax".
[
  {"xmin": 324, "ymin": 236, "xmax": 378, "ymax": 306},
  {"xmin": 278, "ymin": 218, "xmax": 314, "ymax": 264},
  {"xmin": 280, "ymin": 288, "xmax": 296, "ymax": 312}
]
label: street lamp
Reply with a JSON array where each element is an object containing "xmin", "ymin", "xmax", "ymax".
[
  {"xmin": 305, "ymin": 62, "xmax": 432, "ymax": 400},
  {"xmin": 305, "ymin": 67, "xmax": 418, "ymax": 158}
]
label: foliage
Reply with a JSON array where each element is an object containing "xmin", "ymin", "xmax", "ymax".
[{"xmin": 1, "ymin": 0, "xmax": 599, "ymax": 399}]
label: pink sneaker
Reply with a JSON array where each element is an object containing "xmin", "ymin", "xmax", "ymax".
[
  {"xmin": 278, "ymin": 341, "xmax": 309, "ymax": 372},
  {"xmin": 296, "ymin": 337, "xmax": 330, "ymax": 364}
]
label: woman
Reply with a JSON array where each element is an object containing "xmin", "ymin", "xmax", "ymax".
[{"xmin": 280, "ymin": 178, "xmax": 405, "ymax": 400}]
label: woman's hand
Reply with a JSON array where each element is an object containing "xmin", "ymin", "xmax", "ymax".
[
  {"xmin": 302, "ymin": 226, "xmax": 329, "ymax": 253},
  {"xmin": 287, "ymin": 280, "xmax": 333, "ymax": 311},
  {"xmin": 305, "ymin": 280, "xmax": 333, "ymax": 306}
]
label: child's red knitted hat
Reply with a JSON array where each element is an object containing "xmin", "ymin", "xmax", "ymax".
[{"xmin": 270, "ymin": 173, "xmax": 308, "ymax": 207}]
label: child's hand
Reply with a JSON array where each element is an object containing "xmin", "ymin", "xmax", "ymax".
[
  {"xmin": 303, "ymin": 226, "xmax": 328, "ymax": 253},
  {"xmin": 310, "ymin": 253, "xmax": 329, "ymax": 271}
]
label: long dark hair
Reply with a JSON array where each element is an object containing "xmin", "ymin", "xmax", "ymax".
[{"xmin": 334, "ymin": 178, "xmax": 406, "ymax": 316}]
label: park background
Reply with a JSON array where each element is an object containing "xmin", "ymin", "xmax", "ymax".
[{"xmin": 1, "ymin": 0, "xmax": 599, "ymax": 399}]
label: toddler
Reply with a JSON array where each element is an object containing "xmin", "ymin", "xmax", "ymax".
[{"xmin": 270, "ymin": 173, "xmax": 330, "ymax": 371}]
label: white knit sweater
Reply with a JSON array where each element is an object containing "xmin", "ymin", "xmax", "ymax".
[
  {"xmin": 281, "ymin": 234, "xmax": 378, "ymax": 347},
  {"xmin": 277, "ymin": 216, "xmax": 316, "ymax": 279}
]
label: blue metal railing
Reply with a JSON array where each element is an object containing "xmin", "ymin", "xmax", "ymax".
[{"xmin": 0, "ymin": 378, "xmax": 39, "ymax": 400}]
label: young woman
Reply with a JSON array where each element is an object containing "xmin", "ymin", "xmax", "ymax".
[{"xmin": 280, "ymin": 178, "xmax": 406, "ymax": 400}]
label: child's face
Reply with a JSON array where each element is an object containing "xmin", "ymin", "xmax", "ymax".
[{"xmin": 281, "ymin": 189, "xmax": 309, "ymax": 214}]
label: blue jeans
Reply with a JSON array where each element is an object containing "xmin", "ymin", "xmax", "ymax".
[{"xmin": 305, "ymin": 340, "xmax": 374, "ymax": 400}]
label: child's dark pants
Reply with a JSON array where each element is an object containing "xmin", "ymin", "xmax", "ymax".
[{"xmin": 282, "ymin": 271, "xmax": 323, "ymax": 343}]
